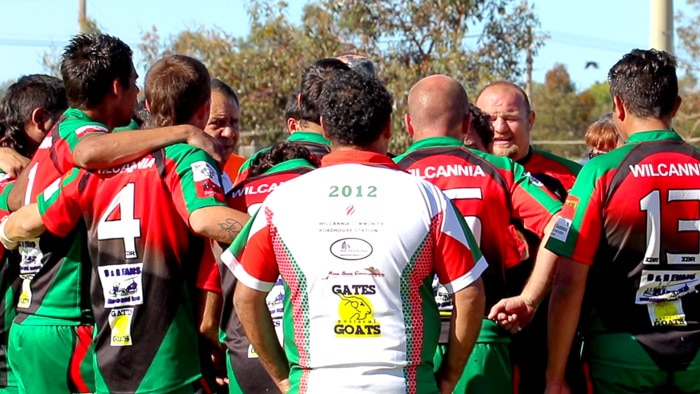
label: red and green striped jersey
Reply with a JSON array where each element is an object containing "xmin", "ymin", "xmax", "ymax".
[
  {"xmin": 517, "ymin": 146, "xmax": 581, "ymax": 201},
  {"xmin": 234, "ymin": 131, "xmax": 330, "ymax": 185},
  {"xmin": 546, "ymin": 130, "xmax": 700, "ymax": 371},
  {"xmin": 0, "ymin": 172, "xmax": 20, "ymax": 388},
  {"xmin": 37, "ymin": 143, "xmax": 227, "ymax": 393},
  {"xmin": 17, "ymin": 107, "xmax": 109, "ymax": 325},
  {"xmin": 217, "ymin": 157, "xmax": 316, "ymax": 393},
  {"xmin": 394, "ymin": 137, "xmax": 561, "ymax": 312},
  {"xmin": 226, "ymin": 150, "xmax": 487, "ymax": 393}
]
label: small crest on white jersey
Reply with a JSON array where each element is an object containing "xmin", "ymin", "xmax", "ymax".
[{"xmin": 75, "ymin": 124, "xmax": 108, "ymax": 137}]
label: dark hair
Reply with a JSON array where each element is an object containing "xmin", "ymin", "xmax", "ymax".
[
  {"xmin": 468, "ymin": 103, "xmax": 494, "ymax": 147},
  {"xmin": 0, "ymin": 74, "xmax": 67, "ymax": 157},
  {"xmin": 145, "ymin": 55, "xmax": 211, "ymax": 127},
  {"xmin": 284, "ymin": 91, "xmax": 300, "ymax": 121},
  {"xmin": 248, "ymin": 141, "xmax": 320, "ymax": 177},
  {"xmin": 476, "ymin": 80, "xmax": 531, "ymax": 114},
  {"xmin": 132, "ymin": 98, "xmax": 150, "ymax": 128},
  {"xmin": 298, "ymin": 58, "xmax": 351, "ymax": 125},
  {"xmin": 211, "ymin": 78, "xmax": 239, "ymax": 106},
  {"xmin": 60, "ymin": 33, "xmax": 134, "ymax": 109},
  {"xmin": 319, "ymin": 71, "xmax": 393, "ymax": 147},
  {"xmin": 608, "ymin": 49, "xmax": 678, "ymax": 119}
]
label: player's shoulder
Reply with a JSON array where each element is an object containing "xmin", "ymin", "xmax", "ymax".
[
  {"xmin": 532, "ymin": 148, "xmax": 582, "ymax": 174},
  {"xmin": 58, "ymin": 109, "xmax": 109, "ymax": 139}
]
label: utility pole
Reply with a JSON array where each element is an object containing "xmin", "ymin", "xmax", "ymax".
[
  {"xmin": 526, "ymin": 25, "xmax": 534, "ymax": 109},
  {"xmin": 79, "ymin": 0, "xmax": 87, "ymax": 33},
  {"xmin": 650, "ymin": 0, "xmax": 674, "ymax": 54}
]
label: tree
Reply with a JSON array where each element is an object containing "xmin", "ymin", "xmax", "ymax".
[
  {"xmin": 139, "ymin": 0, "xmax": 545, "ymax": 153},
  {"xmin": 675, "ymin": 0, "xmax": 700, "ymax": 140},
  {"xmin": 531, "ymin": 64, "xmax": 597, "ymax": 159}
]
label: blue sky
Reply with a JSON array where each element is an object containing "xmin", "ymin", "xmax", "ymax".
[{"xmin": 0, "ymin": 0, "xmax": 688, "ymax": 91}]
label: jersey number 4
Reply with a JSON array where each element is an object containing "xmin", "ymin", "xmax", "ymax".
[
  {"xmin": 640, "ymin": 189, "xmax": 700, "ymax": 265},
  {"xmin": 97, "ymin": 183, "xmax": 141, "ymax": 259}
]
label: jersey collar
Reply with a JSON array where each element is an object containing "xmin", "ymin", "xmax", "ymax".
[
  {"xmin": 64, "ymin": 107, "xmax": 95, "ymax": 122},
  {"xmin": 626, "ymin": 130, "xmax": 683, "ymax": 143},
  {"xmin": 404, "ymin": 136, "xmax": 464, "ymax": 153},
  {"xmin": 288, "ymin": 131, "xmax": 330, "ymax": 145},
  {"xmin": 321, "ymin": 150, "xmax": 400, "ymax": 169},
  {"xmin": 516, "ymin": 145, "xmax": 534, "ymax": 166}
]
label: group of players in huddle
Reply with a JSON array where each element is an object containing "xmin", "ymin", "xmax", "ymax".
[{"xmin": 0, "ymin": 30, "xmax": 696, "ymax": 394}]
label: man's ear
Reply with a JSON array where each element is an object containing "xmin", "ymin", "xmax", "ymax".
[
  {"xmin": 404, "ymin": 114, "xmax": 414, "ymax": 137},
  {"xmin": 527, "ymin": 110, "xmax": 536, "ymax": 131},
  {"xmin": 320, "ymin": 116, "xmax": 331, "ymax": 140},
  {"xmin": 30, "ymin": 108, "xmax": 46, "ymax": 130},
  {"xmin": 382, "ymin": 118, "xmax": 392, "ymax": 140},
  {"xmin": 145, "ymin": 99, "xmax": 151, "ymax": 112},
  {"xmin": 672, "ymin": 96, "xmax": 683, "ymax": 118},
  {"xmin": 112, "ymin": 78, "xmax": 122, "ymax": 97},
  {"xmin": 612, "ymin": 96, "xmax": 626, "ymax": 122},
  {"xmin": 460, "ymin": 112, "xmax": 471, "ymax": 138},
  {"xmin": 286, "ymin": 118, "xmax": 298, "ymax": 134}
]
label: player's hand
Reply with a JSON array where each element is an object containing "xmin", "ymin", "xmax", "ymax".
[
  {"xmin": 0, "ymin": 147, "xmax": 30, "ymax": 177},
  {"xmin": 487, "ymin": 295, "xmax": 537, "ymax": 333},
  {"xmin": 545, "ymin": 381, "xmax": 571, "ymax": 394},
  {"xmin": 275, "ymin": 378, "xmax": 291, "ymax": 393},
  {"xmin": 211, "ymin": 345, "xmax": 229, "ymax": 386},
  {"xmin": 0, "ymin": 215, "xmax": 18, "ymax": 251},
  {"xmin": 183, "ymin": 126, "xmax": 226, "ymax": 166}
]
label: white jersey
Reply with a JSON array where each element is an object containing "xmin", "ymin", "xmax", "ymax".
[{"xmin": 227, "ymin": 153, "xmax": 487, "ymax": 394}]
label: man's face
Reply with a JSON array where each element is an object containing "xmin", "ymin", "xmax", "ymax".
[
  {"xmin": 118, "ymin": 66, "xmax": 139, "ymax": 127},
  {"xmin": 204, "ymin": 91, "xmax": 240, "ymax": 160},
  {"xmin": 475, "ymin": 87, "xmax": 533, "ymax": 161}
]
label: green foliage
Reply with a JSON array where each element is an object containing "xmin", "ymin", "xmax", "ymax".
[
  {"xmin": 531, "ymin": 64, "xmax": 597, "ymax": 159},
  {"xmin": 138, "ymin": 0, "xmax": 544, "ymax": 153},
  {"xmin": 675, "ymin": 0, "xmax": 700, "ymax": 140}
]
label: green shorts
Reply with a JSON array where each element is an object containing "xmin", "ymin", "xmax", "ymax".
[
  {"xmin": 8, "ymin": 322, "xmax": 95, "ymax": 394},
  {"xmin": 585, "ymin": 332, "xmax": 700, "ymax": 393},
  {"xmin": 226, "ymin": 351, "xmax": 244, "ymax": 394},
  {"xmin": 433, "ymin": 319, "xmax": 512, "ymax": 394}
]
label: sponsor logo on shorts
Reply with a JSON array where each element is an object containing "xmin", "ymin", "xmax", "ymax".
[
  {"xmin": 330, "ymin": 238, "xmax": 373, "ymax": 260},
  {"xmin": 647, "ymin": 300, "xmax": 687, "ymax": 327}
]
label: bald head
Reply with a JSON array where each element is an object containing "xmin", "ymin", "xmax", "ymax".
[{"xmin": 406, "ymin": 75, "xmax": 470, "ymax": 140}]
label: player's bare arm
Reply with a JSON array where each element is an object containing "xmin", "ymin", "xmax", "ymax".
[
  {"xmin": 189, "ymin": 206, "xmax": 249, "ymax": 245},
  {"xmin": 73, "ymin": 124, "xmax": 226, "ymax": 168},
  {"xmin": 546, "ymin": 257, "xmax": 588, "ymax": 392},
  {"xmin": 0, "ymin": 203, "xmax": 44, "ymax": 249},
  {"xmin": 435, "ymin": 278, "xmax": 485, "ymax": 394},
  {"xmin": 233, "ymin": 283, "xmax": 290, "ymax": 393},
  {"xmin": 488, "ymin": 214, "xmax": 561, "ymax": 331}
]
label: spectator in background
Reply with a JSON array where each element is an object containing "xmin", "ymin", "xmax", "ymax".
[
  {"xmin": 584, "ymin": 113, "xmax": 623, "ymax": 159},
  {"xmin": 206, "ymin": 78, "xmax": 244, "ymax": 191}
]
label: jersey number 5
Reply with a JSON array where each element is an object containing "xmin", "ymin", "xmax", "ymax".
[
  {"xmin": 443, "ymin": 187, "xmax": 483, "ymax": 246},
  {"xmin": 97, "ymin": 183, "xmax": 141, "ymax": 259}
]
